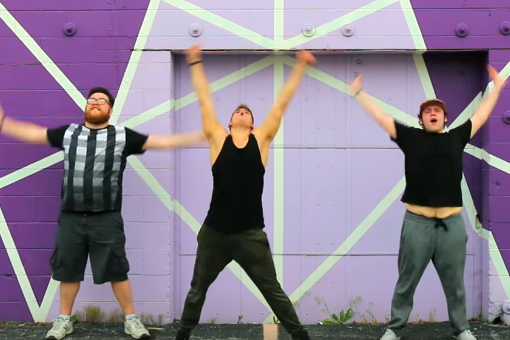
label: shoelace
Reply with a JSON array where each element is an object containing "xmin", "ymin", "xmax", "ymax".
[
  {"xmin": 128, "ymin": 318, "xmax": 145, "ymax": 330},
  {"xmin": 52, "ymin": 318, "xmax": 67, "ymax": 329}
]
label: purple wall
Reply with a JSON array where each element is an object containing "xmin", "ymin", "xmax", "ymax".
[{"xmin": 0, "ymin": 0, "xmax": 509, "ymax": 325}]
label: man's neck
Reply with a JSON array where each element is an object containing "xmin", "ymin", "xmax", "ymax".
[
  {"xmin": 84, "ymin": 121, "xmax": 110, "ymax": 130},
  {"xmin": 230, "ymin": 127, "xmax": 251, "ymax": 139}
]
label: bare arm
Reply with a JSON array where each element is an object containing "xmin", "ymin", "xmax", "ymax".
[
  {"xmin": 350, "ymin": 76, "xmax": 396, "ymax": 139},
  {"xmin": 186, "ymin": 46, "xmax": 225, "ymax": 140},
  {"xmin": 142, "ymin": 131, "xmax": 206, "ymax": 151},
  {"xmin": 256, "ymin": 51, "xmax": 315, "ymax": 143},
  {"xmin": 0, "ymin": 114, "xmax": 50, "ymax": 145},
  {"xmin": 469, "ymin": 65, "xmax": 507, "ymax": 138}
]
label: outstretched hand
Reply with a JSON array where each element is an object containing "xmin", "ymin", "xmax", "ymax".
[
  {"xmin": 349, "ymin": 75, "xmax": 363, "ymax": 96},
  {"xmin": 189, "ymin": 130, "xmax": 208, "ymax": 144},
  {"xmin": 488, "ymin": 65, "xmax": 507, "ymax": 90},
  {"xmin": 185, "ymin": 45, "xmax": 202, "ymax": 64},
  {"xmin": 296, "ymin": 50, "xmax": 316, "ymax": 66}
]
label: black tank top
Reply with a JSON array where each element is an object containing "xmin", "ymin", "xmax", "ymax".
[{"xmin": 203, "ymin": 134, "xmax": 265, "ymax": 233}]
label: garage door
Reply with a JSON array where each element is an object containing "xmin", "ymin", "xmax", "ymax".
[{"xmin": 172, "ymin": 53, "xmax": 481, "ymax": 324}]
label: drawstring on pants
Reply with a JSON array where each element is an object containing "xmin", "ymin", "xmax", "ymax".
[{"xmin": 433, "ymin": 218, "xmax": 448, "ymax": 231}]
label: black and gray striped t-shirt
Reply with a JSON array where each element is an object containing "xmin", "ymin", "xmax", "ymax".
[{"xmin": 47, "ymin": 123, "xmax": 148, "ymax": 212}]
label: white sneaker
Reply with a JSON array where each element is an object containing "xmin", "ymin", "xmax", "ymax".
[
  {"xmin": 456, "ymin": 330, "xmax": 477, "ymax": 340},
  {"xmin": 124, "ymin": 316, "xmax": 150, "ymax": 339},
  {"xmin": 380, "ymin": 329, "xmax": 401, "ymax": 340},
  {"xmin": 45, "ymin": 317, "xmax": 73, "ymax": 340}
]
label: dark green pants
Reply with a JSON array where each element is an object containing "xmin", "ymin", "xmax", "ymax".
[
  {"xmin": 179, "ymin": 224, "xmax": 305, "ymax": 337},
  {"xmin": 388, "ymin": 211, "xmax": 470, "ymax": 337}
]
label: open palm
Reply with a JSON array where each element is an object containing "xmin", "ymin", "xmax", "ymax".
[{"xmin": 488, "ymin": 65, "xmax": 507, "ymax": 89}]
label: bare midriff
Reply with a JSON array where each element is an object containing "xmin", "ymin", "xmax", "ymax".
[{"xmin": 405, "ymin": 203, "xmax": 462, "ymax": 219}]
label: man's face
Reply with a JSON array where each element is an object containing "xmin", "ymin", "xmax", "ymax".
[
  {"xmin": 420, "ymin": 105, "xmax": 446, "ymax": 133},
  {"xmin": 229, "ymin": 107, "xmax": 253, "ymax": 129},
  {"xmin": 85, "ymin": 93, "xmax": 112, "ymax": 125}
]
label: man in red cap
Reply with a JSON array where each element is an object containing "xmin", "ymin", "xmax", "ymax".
[{"xmin": 349, "ymin": 65, "xmax": 506, "ymax": 340}]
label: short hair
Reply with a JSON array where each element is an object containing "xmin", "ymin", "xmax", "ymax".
[
  {"xmin": 88, "ymin": 87, "xmax": 115, "ymax": 107},
  {"xmin": 230, "ymin": 104, "xmax": 254, "ymax": 124}
]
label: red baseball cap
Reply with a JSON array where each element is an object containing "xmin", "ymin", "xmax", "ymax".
[{"xmin": 420, "ymin": 99, "xmax": 447, "ymax": 115}]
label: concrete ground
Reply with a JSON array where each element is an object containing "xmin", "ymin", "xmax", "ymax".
[{"xmin": 0, "ymin": 321, "xmax": 509, "ymax": 339}]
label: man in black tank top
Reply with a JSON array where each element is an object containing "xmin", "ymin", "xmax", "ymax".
[
  {"xmin": 174, "ymin": 46, "xmax": 316, "ymax": 340},
  {"xmin": 349, "ymin": 67, "xmax": 506, "ymax": 340}
]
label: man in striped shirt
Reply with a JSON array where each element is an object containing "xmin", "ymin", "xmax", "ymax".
[{"xmin": 0, "ymin": 87, "xmax": 205, "ymax": 340}]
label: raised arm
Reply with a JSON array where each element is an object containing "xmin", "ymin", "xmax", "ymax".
[
  {"xmin": 255, "ymin": 50, "xmax": 315, "ymax": 143},
  {"xmin": 185, "ymin": 45, "xmax": 225, "ymax": 141},
  {"xmin": 0, "ymin": 105, "xmax": 51, "ymax": 144},
  {"xmin": 142, "ymin": 130, "xmax": 206, "ymax": 151},
  {"xmin": 469, "ymin": 65, "xmax": 507, "ymax": 138},
  {"xmin": 350, "ymin": 75, "xmax": 397, "ymax": 139}
]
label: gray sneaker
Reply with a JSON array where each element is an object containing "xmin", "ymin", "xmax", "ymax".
[
  {"xmin": 45, "ymin": 317, "xmax": 73, "ymax": 340},
  {"xmin": 124, "ymin": 316, "xmax": 150, "ymax": 339},
  {"xmin": 456, "ymin": 330, "xmax": 477, "ymax": 340},
  {"xmin": 380, "ymin": 329, "xmax": 401, "ymax": 340}
]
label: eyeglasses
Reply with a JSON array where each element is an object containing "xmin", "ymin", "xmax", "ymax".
[{"xmin": 87, "ymin": 98, "xmax": 110, "ymax": 105}]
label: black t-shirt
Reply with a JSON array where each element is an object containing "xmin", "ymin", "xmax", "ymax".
[
  {"xmin": 46, "ymin": 124, "xmax": 148, "ymax": 156},
  {"xmin": 391, "ymin": 119, "xmax": 472, "ymax": 208}
]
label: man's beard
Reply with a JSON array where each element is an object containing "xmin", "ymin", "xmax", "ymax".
[{"xmin": 85, "ymin": 110, "xmax": 110, "ymax": 125}]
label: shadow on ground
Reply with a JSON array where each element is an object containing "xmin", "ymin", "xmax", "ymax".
[{"xmin": 0, "ymin": 321, "xmax": 508, "ymax": 339}]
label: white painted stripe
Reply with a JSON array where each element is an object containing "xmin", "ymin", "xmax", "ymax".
[
  {"xmin": 0, "ymin": 206, "xmax": 41, "ymax": 321},
  {"xmin": 412, "ymin": 54, "xmax": 436, "ymax": 98},
  {"xmin": 282, "ymin": 0, "xmax": 399, "ymax": 49},
  {"xmin": 0, "ymin": 152, "xmax": 63, "ymax": 190},
  {"xmin": 273, "ymin": 60, "xmax": 285, "ymax": 285},
  {"xmin": 110, "ymin": 0, "xmax": 162, "ymax": 124},
  {"xmin": 448, "ymin": 92, "xmax": 482, "ymax": 130},
  {"xmin": 399, "ymin": 0, "xmax": 427, "ymax": 50},
  {"xmin": 161, "ymin": 0, "xmax": 275, "ymax": 49},
  {"xmin": 273, "ymin": 0, "xmax": 284, "ymax": 45},
  {"xmin": 488, "ymin": 232, "xmax": 510, "ymax": 300},
  {"xmin": 0, "ymin": 3, "xmax": 85, "ymax": 109}
]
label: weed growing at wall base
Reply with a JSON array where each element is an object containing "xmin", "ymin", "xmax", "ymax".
[
  {"xmin": 272, "ymin": 291, "xmax": 312, "ymax": 324},
  {"xmin": 315, "ymin": 296, "xmax": 354, "ymax": 325},
  {"xmin": 70, "ymin": 306, "xmax": 164, "ymax": 326}
]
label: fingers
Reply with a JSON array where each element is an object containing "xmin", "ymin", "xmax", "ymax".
[{"xmin": 296, "ymin": 50, "xmax": 316, "ymax": 65}]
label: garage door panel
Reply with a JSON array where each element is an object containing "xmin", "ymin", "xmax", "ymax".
[
  {"xmin": 283, "ymin": 65, "xmax": 348, "ymax": 147},
  {"xmin": 349, "ymin": 54, "xmax": 411, "ymax": 113},
  {"xmin": 172, "ymin": 53, "xmax": 482, "ymax": 322},
  {"xmin": 306, "ymin": 54, "xmax": 347, "ymax": 83},
  {"xmin": 346, "ymin": 102, "xmax": 400, "ymax": 146},
  {"xmin": 283, "ymin": 149, "xmax": 347, "ymax": 255},
  {"xmin": 175, "ymin": 148, "xmax": 214, "ymax": 231},
  {"xmin": 347, "ymin": 149, "xmax": 405, "ymax": 231},
  {"xmin": 283, "ymin": 255, "xmax": 348, "ymax": 323},
  {"xmin": 238, "ymin": 62, "xmax": 275, "ymax": 121},
  {"xmin": 348, "ymin": 199, "xmax": 406, "ymax": 256},
  {"xmin": 176, "ymin": 58, "xmax": 275, "ymax": 134}
]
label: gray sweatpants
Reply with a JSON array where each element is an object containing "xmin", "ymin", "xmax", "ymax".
[{"xmin": 387, "ymin": 210, "xmax": 470, "ymax": 337}]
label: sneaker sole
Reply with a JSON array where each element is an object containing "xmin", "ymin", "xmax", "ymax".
[
  {"xmin": 124, "ymin": 330, "xmax": 151, "ymax": 339},
  {"xmin": 46, "ymin": 328, "xmax": 73, "ymax": 340}
]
